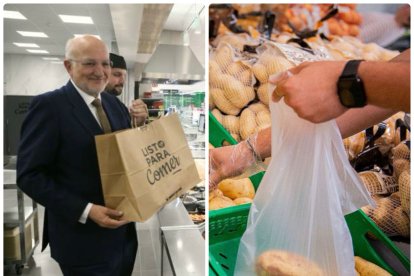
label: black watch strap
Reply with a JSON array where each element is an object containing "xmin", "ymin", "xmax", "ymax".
[
  {"xmin": 342, "ymin": 60, "xmax": 363, "ymax": 77},
  {"xmin": 337, "ymin": 59, "xmax": 367, "ymax": 108}
]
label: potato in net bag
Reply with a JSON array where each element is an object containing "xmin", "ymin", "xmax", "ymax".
[{"xmin": 234, "ymin": 77, "xmax": 373, "ymax": 275}]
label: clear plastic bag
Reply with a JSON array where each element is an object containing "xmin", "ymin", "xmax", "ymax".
[{"xmin": 234, "ymin": 80, "xmax": 373, "ymax": 275}]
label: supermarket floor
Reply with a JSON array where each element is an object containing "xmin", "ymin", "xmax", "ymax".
[{"xmin": 4, "ymin": 191, "xmax": 167, "ymax": 276}]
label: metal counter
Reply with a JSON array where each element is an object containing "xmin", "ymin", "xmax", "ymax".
[
  {"xmin": 161, "ymin": 227, "xmax": 205, "ymax": 275},
  {"xmin": 157, "ymin": 198, "xmax": 205, "ymax": 275},
  {"xmin": 158, "ymin": 198, "xmax": 194, "ymax": 227}
]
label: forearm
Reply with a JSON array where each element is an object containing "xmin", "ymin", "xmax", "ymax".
[
  {"xmin": 246, "ymin": 127, "xmax": 272, "ymax": 159},
  {"xmin": 359, "ymin": 58, "xmax": 410, "ymax": 112},
  {"xmin": 336, "ymin": 105, "xmax": 397, "ymax": 138}
]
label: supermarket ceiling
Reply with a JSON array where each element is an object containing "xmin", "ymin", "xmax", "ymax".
[{"xmin": 3, "ymin": 3, "xmax": 205, "ymax": 68}]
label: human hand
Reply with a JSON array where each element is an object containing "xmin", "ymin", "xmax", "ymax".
[
  {"xmin": 395, "ymin": 4, "xmax": 410, "ymax": 28},
  {"xmin": 269, "ymin": 61, "xmax": 348, "ymax": 123},
  {"xmin": 209, "ymin": 142, "xmax": 255, "ymax": 189},
  {"xmin": 88, "ymin": 204, "xmax": 129, "ymax": 229},
  {"xmin": 129, "ymin": 99, "xmax": 148, "ymax": 126}
]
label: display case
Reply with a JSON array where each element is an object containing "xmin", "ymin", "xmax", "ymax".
[
  {"xmin": 142, "ymin": 89, "xmax": 206, "ymax": 159},
  {"xmin": 142, "ymin": 97, "xmax": 165, "ymax": 121}
]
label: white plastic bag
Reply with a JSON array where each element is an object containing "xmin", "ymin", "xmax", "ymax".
[{"xmin": 234, "ymin": 85, "xmax": 373, "ymax": 275}]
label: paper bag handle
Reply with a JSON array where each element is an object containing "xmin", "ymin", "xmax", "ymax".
[{"xmin": 131, "ymin": 104, "xmax": 149, "ymax": 129}]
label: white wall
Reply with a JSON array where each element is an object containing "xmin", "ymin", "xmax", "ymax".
[
  {"xmin": 4, "ymin": 53, "xmax": 135, "ymax": 107},
  {"xmin": 4, "ymin": 54, "xmax": 68, "ymax": 96}
]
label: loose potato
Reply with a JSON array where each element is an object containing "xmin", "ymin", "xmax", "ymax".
[
  {"xmin": 218, "ymin": 178, "xmax": 255, "ymax": 199},
  {"xmin": 256, "ymin": 250, "xmax": 323, "ymax": 276},
  {"xmin": 354, "ymin": 256, "xmax": 391, "ymax": 276},
  {"xmin": 209, "ymin": 196, "xmax": 235, "ymax": 210},
  {"xmin": 233, "ymin": 197, "xmax": 253, "ymax": 205},
  {"xmin": 209, "ymin": 189, "xmax": 223, "ymax": 200}
]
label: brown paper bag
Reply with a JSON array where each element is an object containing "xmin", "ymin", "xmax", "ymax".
[{"xmin": 95, "ymin": 113, "xmax": 201, "ymax": 222}]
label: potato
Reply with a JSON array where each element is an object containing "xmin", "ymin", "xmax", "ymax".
[
  {"xmin": 256, "ymin": 250, "xmax": 323, "ymax": 276},
  {"xmin": 252, "ymin": 62, "xmax": 269, "ymax": 84},
  {"xmin": 226, "ymin": 61, "xmax": 247, "ymax": 76},
  {"xmin": 210, "ymin": 88, "xmax": 240, "ymax": 115},
  {"xmin": 209, "ymin": 60, "xmax": 222, "ymax": 83},
  {"xmin": 213, "ymin": 43, "xmax": 233, "ymax": 70},
  {"xmin": 354, "ymin": 256, "xmax": 391, "ymax": 276},
  {"xmin": 222, "ymin": 115, "xmax": 240, "ymax": 134},
  {"xmin": 248, "ymin": 102, "xmax": 268, "ymax": 113},
  {"xmin": 239, "ymin": 108, "xmax": 258, "ymax": 140},
  {"xmin": 209, "ymin": 196, "xmax": 235, "ymax": 210},
  {"xmin": 218, "ymin": 178, "xmax": 255, "ymax": 199},
  {"xmin": 209, "ymin": 189, "xmax": 223, "ymax": 200},
  {"xmin": 257, "ymin": 83, "xmax": 270, "ymax": 106},
  {"xmin": 233, "ymin": 197, "xmax": 253, "ymax": 205}
]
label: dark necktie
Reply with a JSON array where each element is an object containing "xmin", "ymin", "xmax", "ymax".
[{"xmin": 92, "ymin": 98, "xmax": 112, "ymax": 133}]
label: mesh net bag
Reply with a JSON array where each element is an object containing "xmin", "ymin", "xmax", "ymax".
[
  {"xmin": 359, "ymin": 171, "xmax": 392, "ymax": 196},
  {"xmin": 237, "ymin": 103, "xmax": 272, "ymax": 141},
  {"xmin": 392, "ymin": 142, "xmax": 410, "ymax": 161},
  {"xmin": 362, "ymin": 194, "xmax": 409, "ymax": 237},
  {"xmin": 399, "ymin": 169, "xmax": 410, "ymax": 217},
  {"xmin": 252, "ymin": 44, "xmax": 294, "ymax": 106},
  {"xmin": 211, "ymin": 33, "xmax": 260, "ymax": 52},
  {"xmin": 209, "ymin": 42, "xmax": 256, "ymax": 115},
  {"xmin": 343, "ymin": 131, "xmax": 365, "ymax": 160},
  {"xmin": 393, "ymin": 159, "xmax": 410, "ymax": 180},
  {"xmin": 239, "ymin": 108, "xmax": 257, "ymax": 140},
  {"xmin": 222, "ymin": 114, "xmax": 240, "ymax": 136},
  {"xmin": 381, "ymin": 174, "xmax": 399, "ymax": 194}
]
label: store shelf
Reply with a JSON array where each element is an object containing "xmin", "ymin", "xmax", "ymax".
[{"xmin": 142, "ymin": 98, "xmax": 164, "ymax": 101}]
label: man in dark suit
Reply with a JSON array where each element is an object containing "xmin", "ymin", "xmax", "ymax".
[{"xmin": 17, "ymin": 35, "xmax": 138, "ymax": 275}]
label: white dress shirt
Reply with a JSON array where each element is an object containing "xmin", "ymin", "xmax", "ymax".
[{"xmin": 70, "ymin": 79, "xmax": 103, "ymax": 224}]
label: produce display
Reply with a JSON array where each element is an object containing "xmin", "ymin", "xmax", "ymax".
[
  {"xmin": 209, "ymin": 4, "xmax": 399, "ymax": 143},
  {"xmin": 209, "ymin": 4, "xmax": 410, "ymax": 275},
  {"xmin": 359, "ymin": 140, "xmax": 410, "ymax": 237}
]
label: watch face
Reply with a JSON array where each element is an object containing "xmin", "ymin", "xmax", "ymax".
[
  {"xmin": 338, "ymin": 77, "xmax": 366, "ymax": 108},
  {"xmin": 338, "ymin": 78, "xmax": 355, "ymax": 107}
]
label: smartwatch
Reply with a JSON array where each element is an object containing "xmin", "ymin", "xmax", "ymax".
[{"xmin": 337, "ymin": 60, "xmax": 367, "ymax": 108}]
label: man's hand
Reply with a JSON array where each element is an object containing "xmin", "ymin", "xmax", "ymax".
[
  {"xmin": 129, "ymin": 99, "xmax": 148, "ymax": 126},
  {"xmin": 269, "ymin": 61, "xmax": 348, "ymax": 123},
  {"xmin": 88, "ymin": 204, "xmax": 129, "ymax": 229}
]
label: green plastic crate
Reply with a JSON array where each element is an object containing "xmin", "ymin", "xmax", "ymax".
[
  {"xmin": 209, "ymin": 173, "xmax": 410, "ymax": 276},
  {"xmin": 209, "ymin": 111, "xmax": 237, "ymax": 148},
  {"xmin": 209, "ymin": 106, "xmax": 409, "ymax": 276}
]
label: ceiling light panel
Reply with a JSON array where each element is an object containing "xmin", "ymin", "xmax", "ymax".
[
  {"xmin": 17, "ymin": 31, "xmax": 48, "ymax": 38},
  {"xmin": 59, "ymin": 14, "xmax": 93, "ymax": 24},
  {"xmin": 26, "ymin": 49, "xmax": 49, "ymax": 54},
  {"xmin": 13, "ymin": 43, "xmax": 39, "ymax": 48},
  {"xmin": 42, "ymin": 57, "xmax": 60, "ymax": 60},
  {"xmin": 74, "ymin": 34, "xmax": 101, "ymax": 39},
  {"xmin": 4, "ymin": 10, "xmax": 27, "ymax": 20}
]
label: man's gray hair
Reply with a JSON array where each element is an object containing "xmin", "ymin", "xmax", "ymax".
[{"xmin": 65, "ymin": 34, "xmax": 108, "ymax": 60}]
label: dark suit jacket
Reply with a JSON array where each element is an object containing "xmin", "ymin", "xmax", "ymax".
[{"xmin": 17, "ymin": 81, "xmax": 136, "ymax": 266}]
